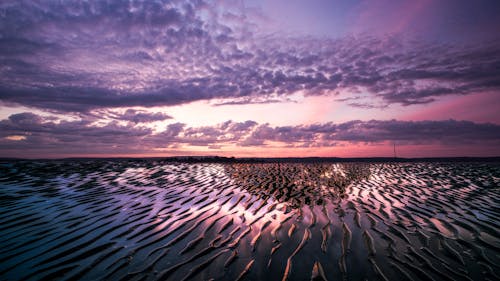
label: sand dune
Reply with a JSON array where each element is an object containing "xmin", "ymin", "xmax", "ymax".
[{"xmin": 0, "ymin": 160, "xmax": 498, "ymax": 280}]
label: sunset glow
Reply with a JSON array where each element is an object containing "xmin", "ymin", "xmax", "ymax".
[{"xmin": 1, "ymin": 0, "xmax": 499, "ymax": 158}]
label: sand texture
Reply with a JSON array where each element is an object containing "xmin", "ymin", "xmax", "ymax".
[{"xmin": 0, "ymin": 160, "xmax": 499, "ymax": 280}]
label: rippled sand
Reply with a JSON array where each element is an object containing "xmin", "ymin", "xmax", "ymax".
[{"xmin": 0, "ymin": 160, "xmax": 499, "ymax": 281}]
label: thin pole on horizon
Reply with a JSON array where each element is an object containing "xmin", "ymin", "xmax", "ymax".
[{"xmin": 393, "ymin": 142, "xmax": 397, "ymax": 158}]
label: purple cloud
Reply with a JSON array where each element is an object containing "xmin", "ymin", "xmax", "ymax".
[
  {"xmin": 1, "ymin": 113, "xmax": 499, "ymax": 157},
  {"xmin": 108, "ymin": 109, "xmax": 172, "ymax": 123},
  {"xmin": 0, "ymin": 112, "xmax": 152, "ymax": 155},
  {"xmin": 0, "ymin": 1, "xmax": 499, "ymax": 113}
]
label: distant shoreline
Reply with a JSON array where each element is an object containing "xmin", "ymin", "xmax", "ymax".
[{"xmin": 1, "ymin": 156, "xmax": 500, "ymax": 163}]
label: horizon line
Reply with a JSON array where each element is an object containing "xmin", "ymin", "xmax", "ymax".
[{"xmin": 2, "ymin": 155, "xmax": 500, "ymax": 162}]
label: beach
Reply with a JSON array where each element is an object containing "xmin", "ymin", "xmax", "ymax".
[{"xmin": 0, "ymin": 160, "xmax": 499, "ymax": 280}]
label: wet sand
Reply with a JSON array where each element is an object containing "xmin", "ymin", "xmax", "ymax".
[{"xmin": 0, "ymin": 160, "xmax": 499, "ymax": 280}]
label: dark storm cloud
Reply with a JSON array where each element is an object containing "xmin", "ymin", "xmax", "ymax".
[
  {"xmin": 1, "ymin": 113, "xmax": 499, "ymax": 155},
  {"xmin": 0, "ymin": 0, "xmax": 500, "ymax": 112}
]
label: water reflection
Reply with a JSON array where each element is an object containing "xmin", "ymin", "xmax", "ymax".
[{"xmin": 0, "ymin": 160, "xmax": 498, "ymax": 281}]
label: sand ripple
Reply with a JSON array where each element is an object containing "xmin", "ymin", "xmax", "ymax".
[{"xmin": 0, "ymin": 160, "xmax": 499, "ymax": 280}]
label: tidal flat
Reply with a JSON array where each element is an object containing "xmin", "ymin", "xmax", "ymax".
[{"xmin": 0, "ymin": 160, "xmax": 499, "ymax": 281}]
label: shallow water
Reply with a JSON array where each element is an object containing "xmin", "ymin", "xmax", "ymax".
[{"xmin": 0, "ymin": 160, "xmax": 499, "ymax": 281}]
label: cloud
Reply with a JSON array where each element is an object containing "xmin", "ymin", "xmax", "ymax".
[
  {"xmin": 0, "ymin": 1, "xmax": 499, "ymax": 112},
  {"xmin": 239, "ymin": 120, "xmax": 500, "ymax": 148},
  {"xmin": 108, "ymin": 109, "xmax": 172, "ymax": 123},
  {"xmin": 212, "ymin": 97, "xmax": 294, "ymax": 106},
  {"xmin": 0, "ymin": 112, "xmax": 152, "ymax": 154},
  {"xmin": 1, "ymin": 113, "xmax": 499, "ymax": 156}
]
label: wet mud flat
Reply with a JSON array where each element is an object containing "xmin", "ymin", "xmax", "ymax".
[{"xmin": 0, "ymin": 160, "xmax": 499, "ymax": 281}]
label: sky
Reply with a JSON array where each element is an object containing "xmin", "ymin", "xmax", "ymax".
[{"xmin": 0, "ymin": 0, "xmax": 499, "ymax": 158}]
